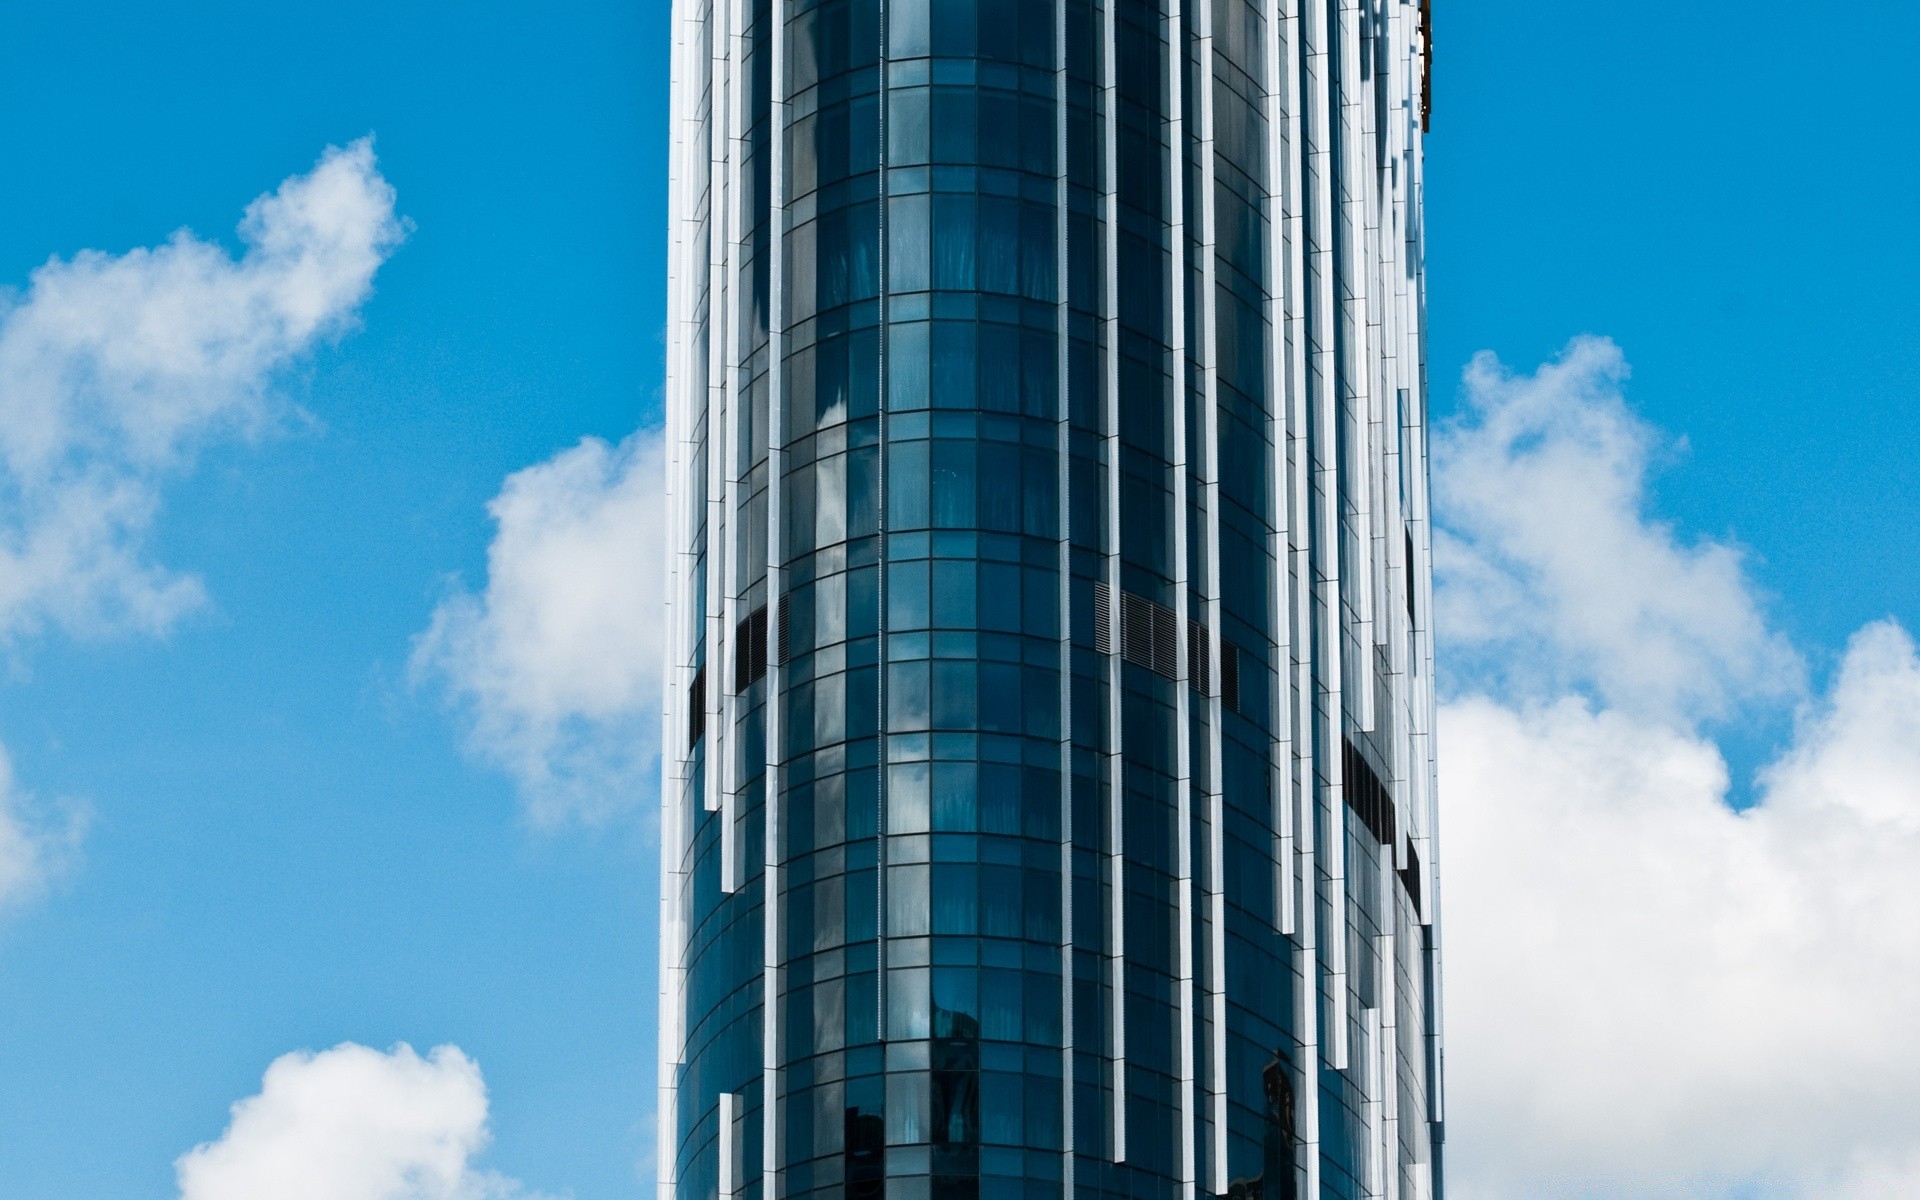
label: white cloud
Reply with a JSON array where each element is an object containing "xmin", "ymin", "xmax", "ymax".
[
  {"xmin": 1435, "ymin": 339, "xmax": 1920, "ymax": 1198},
  {"xmin": 175, "ymin": 1043, "xmax": 543, "ymax": 1200},
  {"xmin": 1433, "ymin": 336, "xmax": 1801, "ymax": 722},
  {"xmin": 0, "ymin": 743, "xmax": 87, "ymax": 912},
  {"xmin": 412, "ymin": 428, "xmax": 669, "ymax": 824},
  {"xmin": 0, "ymin": 137, "xmax": 404, "ymax": 645},
  {"xmin": 1443, "ymin": 624, "xmax": 1920, "ymax": 1197}
]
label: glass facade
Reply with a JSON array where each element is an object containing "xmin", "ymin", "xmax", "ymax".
[{"xmin": 660, "ymin": 0, "xmax": 1442, "ymax": 1195}]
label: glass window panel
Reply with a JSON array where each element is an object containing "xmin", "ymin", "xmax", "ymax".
[
  {"xmin": 932, "ymin": 439, "xmax": 976, "ymax": 526},
  {"xmin": 981, "ymin": 1072, "xmax": 1023, "ymax": 1144},
  {"xmin": 888, "ymin": 660, "xmax": 931, "ymax": 731},
  {"xmin": 849, "ymin": 565, "xmax": 880, "ymax": 638},
  {"xmin": 931, "ymin": 863, "xmax": 978, "ymax": 935},
  {"xmin": 813, "ymin": 1078, "xmax": 845, "ymax": 1157},
  {"xmin": 890, "ymin": 320, "xmax": 931, "ymax": 411},
  {"xmin": 931, "ymin": 660, "xmax": 976, "ymax": 729},
  {"xmin": 889, "ymin": 967, "xmax": 932, "ymax": 1039},
  {"xmin": 1023, "ymin": 1075, "xmax": 1062, "ymax": 1149},
  {"xmin": 978, "ymin": 663, "xmax": 1021, "ymax": 733},
  {"xmin": 848, "ymin": 970, "xmax": 879, "ymax": 1044},
  {"xmin": 849, "ymin": 326, "xmax": 879, "ymax": 419},
  {"xmin": 815, "ymin": 571, "xmax": 846, "ymax": 645},
  {"xmin": 1019, "ymin": 568, "xmax": 1056, "ymax": 637},
  {"xmin": 849, "ymin": 93, "xmax": 879, "ymax": 179},
  {"xmin": 787, "ymin": 779, "xmax": 815, "ymax": 856},
  {"xmin": 978, "ymin": 198, "xmax": 1020, "ymax": 294},
  {"xmin": 1018, "ymin": 94, "xmax": 1054, "ymax": 176},
  {"xmin": 886, "ymin": 1069, "xmax": 931, "ymax": 1145},
  {"xmin": 932, "ymin": 965, "xmax": 979, "ymax": 1035},
  {"xmin": 930, "ymin": 558, "xmax": 976, "ymax": 628},
  {"xmin": 977, "ymin": 0, "xmax": 1015, "ymax": 62},
  {"xmin": 889, "ymin": 863, "xmax": 931, "ymax": 935},
  {"xmin": 890, "ymin": 0, "xmax": 929, "ymax": 56},
  {"xmin": 842, "ymin": 208, "xmax": 878, "ymax": 306},
  {"xmin": 817, "ymin": 771, "xmax": 847, "ymax": 846},
  {"xmin": 979, "ymin": 762, "xmax": 1020, "ymax": 834},
  {"xmin": 815, "ymin": 975, "xmax": 846, "ymax": 1051},
  {"xmin": 816, "ymin": 874, "xmax": 846, "ymax": 951},
  {"xmin": 815, "ymin": 670, "xmax": 846, "ymax": 745},
  {"xmin": 979, "ymin": 91, "xmax": 1018, "ymax": 169},
  {"xmin": 889, "ymin": 559, "xmax": 930, "ymax": 630},
  {"xmin": 787, "ymin": 344, "xmax": 817, "ymax": 433},
  {"xmin": 1022, "ymin": 666, "xmax": 1060, "ymax": 738},
  {"xmin": 889, "ymin": 761, "xmax": 931, "ymax": 834},
  {"xmin": 890, "ymin": 86, "xmax": 931, "ymax": 165},
  {"xmin": 980, "ymin": 969, "xmax": 1022, "ymax": 1040},
  {"xmin": 932, "ymin": 194, "xmax": 976, "ymax": 291},
  {"xmin": 845, "ymin": 763, "xmax": 877, "ymax": 839},
  {"xmin": 848, "ymin": 444, "xmax": 880, "ymax": 536},
  {"xmin": 931, "ymin": 0, "xmax": 977, "ymax": 58},
  {"xmin": 887, "ymin": 440, "xmax": 931, "ymax": 529},
  {"xmin": 931, "ymin": 322, "xmax": 976, "ymax": 410},
  {"xmin": 978, "ymin": 323, "xmax": 1019, "ymax": 413},
  {"xmin": 1013, "ymin": 328, "xmax": 1059, "ymax": 420},
  {"xmin": 977, "ymin": 442, "xmax": 1020, "ymax": 532},
  {"xmin": 847, "ymin": 867, "xmax": 877, "ymax": 940},
  {"xmin": 786, "ymin": 681, "xmax": 816, "ymax": 758},
  {"xmin": 820, "ymin": 207, "xmax": 853, "ymax": 309},
  {"xmin": 1020, "ymin": 202, "xmax": 1056, "ymax": 300},
  {"xmin": 812, "ymin": 452, "xmax": 844, "ymax": 547},
  {"xmin": 889, "ymin": 194, "xmax": 931, "ymax": 293},
  {"xmin": 979, "ymin": 562, "xmax": 1019, "ymax": 632},
  {"xmin": 787, "ymin": 883, "xmax": 815, "ymax": 958},
  {"xmin": 931, "ymin": 761, "xmax": 976, "ymax": 831},
  {"xmin": 1020, "ymin": 447, "xmax": 1057, "ymax": 536},
  {"xmin": 981, "ymin": 865, "xmax": 1022, "ymax": 937},
  {"xmin": 931, "ymin": 84, "xmax": 977, "ymax": 164},
  {"xmin": 1021, "ymin": 767, "xmax": 1060, "ymax": 840},
  {"xmin": 788, "ymin": 219, "xmax": 818, "ymax": 322},
  {"xmin": 788, "ymin": 462, "xmax": 818, "ymax": 555},
  {"xmin": 1022, "ymin": 867, "xmax": 1060, "ymax": 942}
]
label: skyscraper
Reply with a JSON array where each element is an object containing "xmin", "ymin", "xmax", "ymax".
[{"xmin": 659, "ymin": 0, "xmax": 1441, "ymax": 1195}]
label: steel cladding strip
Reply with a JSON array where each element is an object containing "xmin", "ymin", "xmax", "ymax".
[
  {"xmin": 872, "ymin": 0, "xmax": 891, "ymax": 1047},
  {"xmin": 1163, "ymin": 0, "xmax": 1199, "ymax": 1187},
  {"xmin": 761, "ymin": 0, "xmax": 790, "ymax": 1183},
  {"xmin": 722, "ymin": 0, "xmax": 756, "ymax": 898},
  {"xmin": 1308, "ymin": 0, "xmax": 1353, "ymax": 1079},
  {"xmin": 1190, "ymin": 0, "xmax": 1231, "ymax": 1185},
  {"xmin": 658, "ymin": 0, "xmax": 708, "ymax": 1188},
  {"xmin": 1098, "ymin": 0, "xmax": 1128, "ymax": 1159},
  {"xmin": 1054, "ymin": 0, "xmax": 1079, "ymax": 1184},
  {"xmin": 1278, "ymin": 0, "xmax": 1323, "ymax": 1189}
]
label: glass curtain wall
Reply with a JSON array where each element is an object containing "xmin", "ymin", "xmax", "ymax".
[{"xmin": 661, "ymin": 0, "xmax": 1442, "ymax": 1196}]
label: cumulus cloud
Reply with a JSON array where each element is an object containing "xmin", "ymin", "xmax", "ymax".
[
  {"xmin": 412, "ymin": 428, "xmax": 669, "ymax": 824},
  {"xmin": 1433, "ymin": 336, "xmax": 1801, "ymax": 722},
  {"xmin": 175, "ymin": 1043, "xmax": 542, "ymax": 1200},
  {"xmin": 0, "ymin": 137, "xmax": 404, "ymax": 645},
  {"xmin": 1435, "ymin": 339, "xmax": 1920, "ymax": 1198},
  {"xmin": 0, "ymin": 744, "xmax": 87, "ymax": 911}
]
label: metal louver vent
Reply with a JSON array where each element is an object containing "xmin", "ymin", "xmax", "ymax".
[
  {"xmin": 688, "ymin": 667, "xmax": 707, "ymax": 750},
  {"xmin": 1187, "ymin": 619, "xmax": 1210, "ymax": 697},
  {"xmin": 1101, "ymin": 585, "xmax": 1240, "ymax": 710},
  {"xmin": 1342, "ymin": 737, "xmax": 1399, "ymax": 849},
  {"xmin": 733, "ymin": 604, "xmax": 769, "ymax": 693}
]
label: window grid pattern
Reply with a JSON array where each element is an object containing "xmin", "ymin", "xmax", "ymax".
[{"xmin": 661, "ymin": 0, "xmax": 1442, "ymax": 1196}]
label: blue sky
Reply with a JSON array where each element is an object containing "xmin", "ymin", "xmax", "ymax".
[{"xmin": 0, "ymin": 2, "xmax": 1916, "ymax": 1199}]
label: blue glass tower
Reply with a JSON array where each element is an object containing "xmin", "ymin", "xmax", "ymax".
[{"xmin": 659, "ymin": 0, "xmax": 1443, "ymax": 1195}]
